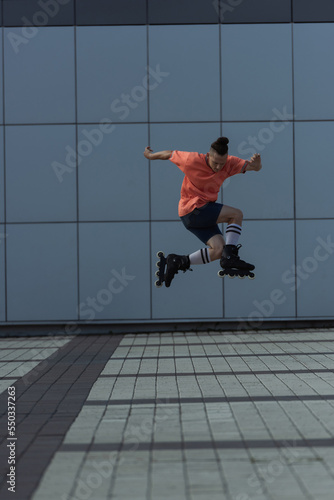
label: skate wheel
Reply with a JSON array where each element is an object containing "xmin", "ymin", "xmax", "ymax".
[
  {"xmin": 155, "ymin": 270, "xmax": 160, "ymax": 277},
  {"xmin": 248, "ymin": 273, "xmax": 255, "ymax": 280},
  {"xmin": 156, "ymin": 251, "xmax": 164, "ymax": 258},
  {"xmin": 228, "ymin": 274, "xmax": 235, "ymax": 279},
  {"xmin": 238, "ymin": 275, "xmax": 245, "ymax": 279},
  {"xmin": 156, "ymin": 261, "xmax": 161, "ymax": 268},
  {"xmin": 155, "ymin": 280, "xmax": 163, "ymax": 288},
  {"xmin": 218, "ymin": 270, "xmax": 226, "ymax": 278}
]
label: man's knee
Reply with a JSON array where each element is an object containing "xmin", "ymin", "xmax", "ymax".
[
  {"xmin": 234, "ymin": 208, "xmax": 243, "ymax": 221},
  {"xmin": 212, "ymin": 249, "xmax": 223, "ymax": 260}
]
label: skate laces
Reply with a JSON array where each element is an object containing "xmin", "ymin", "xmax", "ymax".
[{"xmin": 234, "ymin": 244, "xmax": 242, "ymax": 256}]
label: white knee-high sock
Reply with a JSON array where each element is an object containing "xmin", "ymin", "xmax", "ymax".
[
  {"xmin": 225, "ymin": 224, "xmax": 242, "ymax": 246},
  {"xmin": 189, "ymin": 248, "xmax": 211, "ymax": 265}
]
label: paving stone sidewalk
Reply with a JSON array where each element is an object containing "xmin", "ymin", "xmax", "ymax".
[{"xmin": 1, "ymin": 329, "xmax": 334, "ymax": 500}]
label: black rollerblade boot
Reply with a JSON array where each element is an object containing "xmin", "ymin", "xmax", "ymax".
[
  {"xmin": 219, "ymin": 244, "xmax": 255, "ymax": 280},
  {"xmin": 164, "ymin": 254, "xmax": 191, "ymax": 288}
]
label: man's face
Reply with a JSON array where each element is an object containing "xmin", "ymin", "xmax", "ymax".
[{"xmin": 207, "ymin": 151, "xmax": 228, "ymax": 172}]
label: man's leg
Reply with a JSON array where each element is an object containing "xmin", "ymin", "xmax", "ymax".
[
  {"xmin": 216, "ymin": 205, "xmax": 243, "ymax": 225},
  {"xmin": 187, "ymin": 205, "xmax": 244, "ymax": 264},
  {"xmin": 217, "ymin": 205, "xmax": 254, "ymax": 271},
  {"xmin": 216, "ymin": 205, "xmax": 243, "ymax": 246},
  {"xmin": 166, "ymin": 204, "xmax": 241, "ymax": 276},
  {"xmin": 205, "ymin": 234, "xmax": 225, "ymax": 262},
  {"xmin": 199, "ymin": 205, "xmax": 243, "ymax": 262}
]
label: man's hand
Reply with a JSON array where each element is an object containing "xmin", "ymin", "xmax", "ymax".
[
  {"xmin": 247, "ymin": 153, "xmax": 262, "ymax": 171},
  {"xmin": 144, "ymin": 146, "xmax": 153, "ymax": 159},
  {"xmin": 143, "ymin": 146, "xmax": 173, "ymax": 160}
]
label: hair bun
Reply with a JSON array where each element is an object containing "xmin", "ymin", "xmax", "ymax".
[
  {"xmin": 217, "ymin": 137, "xmax": 229, "ymax": 146},
  {"xmin": 210, "ymin": 136, "xmax": 229, "ymax": 156}
]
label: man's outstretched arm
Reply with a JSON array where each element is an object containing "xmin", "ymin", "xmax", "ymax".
[{"xmin": 143, "ymin": 146, "xmax": 173, "ymax": 160}]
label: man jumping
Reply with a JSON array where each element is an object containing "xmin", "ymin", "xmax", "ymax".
[{"xmin": 144, "ymin": 136, "xmax": 262, "ymax": 287}]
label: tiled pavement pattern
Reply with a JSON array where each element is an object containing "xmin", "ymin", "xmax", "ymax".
[
  {"xmin": 0, "ymin": 336, "xmax": 74, "ymax": 392},
  {"xmin": 1, "ymin": 330, "xmax": 334, "ymax": 499}
]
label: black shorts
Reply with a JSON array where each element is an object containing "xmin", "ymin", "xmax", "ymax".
[{"xmin": 180, "ymin": 202, "xmax": 223, "ymax": 244}]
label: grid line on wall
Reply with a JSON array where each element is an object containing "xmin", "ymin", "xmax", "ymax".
[
  {"xmin": 218, "ymin": 18, "xmax": 225, "ymax": 318},
  {"xmin": 74, "ymin": 25, "xmax": 80, "ymax": 322},
  {"xmin": 290, "ymin": 0, "xmax": 294, "ymax": 22},
  {"xmin": 146, "ymin": 17, "xmax": 153, "ymax": 320},
  {"xmin": 3, "ymin": 22, "xmax": 334, "ymax": 28},
  {"xmin": 73, "ymin": 0, "xmax": 76, "ymax": 25},
  {"xmin": 291, "ymin": 22, "xmax": 298, "ymax": 318},
  {"xmin": 3, "ymin": 120, "xmax": 334, "ymax": 126},
  {"xmin": 5, "ymin": 218, "xmax": 334, "ymax": 225},
  {"xmin": 1, "ymin": 25, "xmax": 7, "ymax": 322}
]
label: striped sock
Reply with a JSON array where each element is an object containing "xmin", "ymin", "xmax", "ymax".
[
  {"xmin": 189, "ymin": 248, "xmax": 211, "ymax": 265},
  {"xmin": 225, "ymin": 224, "xmax": 242, "ymax": 246}
]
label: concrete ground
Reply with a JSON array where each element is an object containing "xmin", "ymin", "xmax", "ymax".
[{"xmin": 1, "ymin": 329, "xmax": 334, "ymax": 500}]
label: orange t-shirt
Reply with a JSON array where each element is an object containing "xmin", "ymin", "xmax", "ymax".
[{"xmin": 169, "ymin": 151, "xmax": 247, "ymax": 217}]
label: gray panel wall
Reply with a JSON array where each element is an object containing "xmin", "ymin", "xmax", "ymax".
[{"xmin": 1, "ymin": 0, "xmax": 334, "ymax": 325}]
